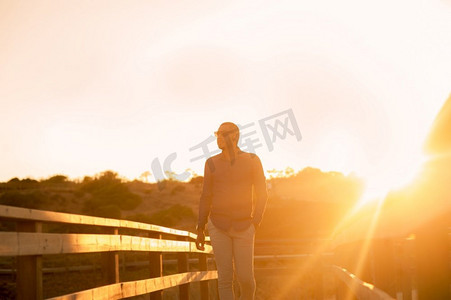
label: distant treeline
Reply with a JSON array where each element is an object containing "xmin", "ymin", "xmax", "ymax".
[{"xmin": 0, "ymin": 167, "xmax": 364, "ymax": 239}]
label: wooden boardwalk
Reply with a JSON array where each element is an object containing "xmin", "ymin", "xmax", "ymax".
[{"xmin": 0, "ymin": 204, "xmax": 449, "ymax": 299}]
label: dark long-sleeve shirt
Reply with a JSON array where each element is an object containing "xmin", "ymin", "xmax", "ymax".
[{"xmin": 197, "ymin": 150, "xmax": 268, "ymax": 232}]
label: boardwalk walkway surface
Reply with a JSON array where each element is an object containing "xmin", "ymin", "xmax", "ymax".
[{"xmin": 0, "ymin": 204, "xmax": 449, "ymax": 299}]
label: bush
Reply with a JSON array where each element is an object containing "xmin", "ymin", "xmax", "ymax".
[
  {"xmin": 80, "ymin": 171, "xmax": 142, "ymax": 216},
  {"xmin": 50, "ymin": 193, "xmax": 64, "ymax": 204},
  {"xmin": 125, "ymin": 213, "xmax": 154, "ymax": 224},
  {"xmin": 7, "ymin": 177, "xmax": 20, "ymax": 183},
  {"xmin": 0, "ymin": 190, "xmax": 49, "ymax": 209},
  {"xmin": 189, "ymin": 176, "xmax": 203, "ymax": 186},
  {"xmin": 21, "ymin": 178, "xmax": 39, "ymax": 186},
  {"xmin": 170, "ymin": 185, "xmax": 186, "ymax": 195},
  {"xmin": 4, "ymin": 177, "xmax": 39, "ymax": 190},
  {"xmin": 147, "ymin": 204, "xmax": 195, "ymax": 227},
  {"xmin": 73, "ymin": 190, "xmax": 85, "ymax": 198},
  {"xmin": 95, "ymin": 204, "xmax": 122, "ymax": 219},
  {"xmin": 42, "ymin": 175, "xmax": 68, "ymax": 184}
]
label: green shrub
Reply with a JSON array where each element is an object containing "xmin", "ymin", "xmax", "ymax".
[
  {"xmin": 42, "ymin": 175, "xmax": 68, "ymax": 184},
  {"xmin": 122, "ymin": 205, "xmax": 195, "ymax": 227},
  {"xmin": 0, "ymin": 190, "xmax": 49, "ymax": 209},
  {"xmin": 147, "ymin": 204, "xmax": 195, "ymax": 227},
  {"xmin": 95, "ymin": 204, "xmax": 122, "ymax": 219},
  {"xmin": 170, "ymin": 185, "xmax": 186, "ymax": 195},
  {"xmin": 73, "ymin": 190, "xmax": 85, "ymax": 198},
  {"xmin": 189, "ymin": 176, "xmax": 203, "ymax": 185},
  {"xmin": 4, "ymin": 177, "xmax": 39, "ymax": 190},
  {"xmin": 80, "ymin": 171, "xmax": 142, "ymax": 216},
  {"xmin": 125, "ymin": 213, "xmax": 154, "ymax": 224}
]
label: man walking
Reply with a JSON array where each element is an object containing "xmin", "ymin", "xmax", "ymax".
[{"xmin": 196, "ymin": 122, "xmax": 268, "ymax": 300}]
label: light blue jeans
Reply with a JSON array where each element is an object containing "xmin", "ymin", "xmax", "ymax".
[{"xmin": 207, "ymin": 219, "xmax": 256, "ymax": 300}]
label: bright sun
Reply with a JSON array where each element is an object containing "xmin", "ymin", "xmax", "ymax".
[
  {"xmin": 317, "ymin": 128, "xmax": 365, "ymax": 176},
  {"xmin": 317, "ymin": 128, "xmax": 427, "ymax": 207},
  {"xmin": 357, "ymin": 152, "xmax": 427, "ymax": 206}
]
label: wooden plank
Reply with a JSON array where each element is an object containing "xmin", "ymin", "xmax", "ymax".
[
  {"xmin": 47, "ymin": 271, "xmax": 218, "ymax": 300},
  {"xmin": 0, "ymin": 205, "xmax": 210, "ymax": 241},
  {"xmin": 331, "ymin": 265, "xmax": 395, "ymax": 300},
  {"xmin": 370, "ymin": 239, "xmax": 396, "ymax": 298},
  {"xmin": 178, "ymin": 237, "xmax": 190, "ymax": 300},
  {"xmin": 0, "ymin": 232, "xmax": 213, "ymax": 256},
  {"xmin": 415, "ymin": 216, "xmax": 451, "ymax": 299},
  {"xmin": 149, "ymin": 232, "xmax": 163, "ymax": 300},
  {"xmin": 101, "ymin": 227, "xmax": 119, "ymax": 284},
  {"xmin": 16, "ymin": 221, "xmax": 43, "ymax": 300},
  {"xmin": 397, "ymin": 239, "xmax": 413, "ymax": 300},
  {"xmin": 199, "ymin": 254, "xmax": 209, "ymax": 300}
]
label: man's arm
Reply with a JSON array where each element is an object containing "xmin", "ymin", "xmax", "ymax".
[
  {"xmin": 197, "ymin": 158, "xmax": 213, "ymax": 231},
  {"xmin": 252, "ymin": 155, "xmax": 268, "ymax": 228}
]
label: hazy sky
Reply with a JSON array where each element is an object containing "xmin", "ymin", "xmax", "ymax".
[{"xmin": 1, "ymin": 0, "xmax": 450, "ymax": 202}]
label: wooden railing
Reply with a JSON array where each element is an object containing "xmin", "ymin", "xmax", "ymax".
[
  {"xmin": 0, "ymin": 204, "xmax": 217, "ymax": 300},
  {"xmin": 331, "ymin": 223, "xmax": 451, "ymax": 299},
  {"xmin": 331, "ymin": 265, "xmax": 395, "ymax": 300}
]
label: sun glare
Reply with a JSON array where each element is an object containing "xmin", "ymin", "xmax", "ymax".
[
  {"xmin": 316, "ymin": 128, "xmax": 365, "ymax": 176},
  {"xmin": 357, "ymin": 152, "xmax": 427, "ymax": 207},
  {"xmin": 317, "ymin": 127, "xmax": 428, "ymax": 208}
]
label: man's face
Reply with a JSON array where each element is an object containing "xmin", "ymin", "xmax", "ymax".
[{"xmin": 215, "ymin": 125, "xmax": 239, "ymax": 150}]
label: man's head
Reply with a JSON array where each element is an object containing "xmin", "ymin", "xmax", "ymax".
[{"xmin": 215, "ymin": 122, "xmax": 240, "ymax": 150}]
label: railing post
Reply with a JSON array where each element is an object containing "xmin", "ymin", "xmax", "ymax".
[
  {"xmin": 199, "ymin": 253, "xmax": 209, "ymax": 300},
  {"xmin": 101, "ymin": 227, "xmax": 119, "ymax": 284},
  {"xmin": 335, "ymin": 277, "xmax": 346, "ymax": 300},
  {"xmin": 334, "ymin": 246, "xmax": 350, "ymax": 300},
  {"xmin": 16, "ymin": 221, "xmax": 43, "ymax": 300},
  {"xmin": 371, "ymin": 239, "xmax": 396, "ymax": 297},
  {"xmin": 415, "ymin": 216, "xmax": 451, "ymax": 299},
  {"xmin": 177, "ymin": 236, "xmax": 190, "ymax": 300},
  {"xmin": 398, "ymin": 239, "xmax": 412, "ymax": 300},
  {"xmin": 149, "ymin": 232, "xmax": 163, "ymax": 300}
]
